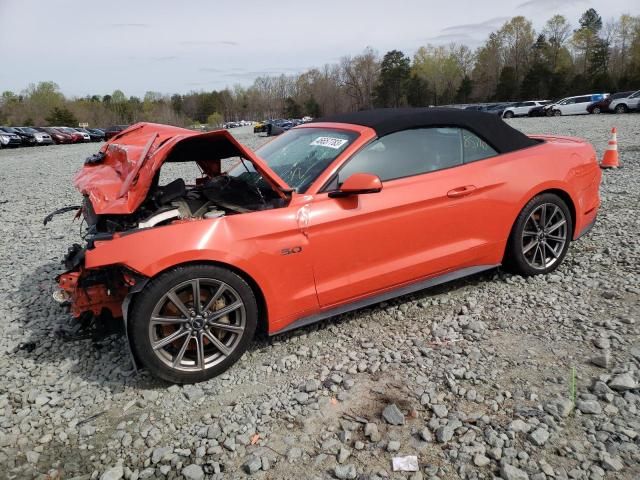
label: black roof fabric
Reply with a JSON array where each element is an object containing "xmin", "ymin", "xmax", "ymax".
[{"xmin": 312, "ymin": 108, "xmax": 538, "ymax": 153}]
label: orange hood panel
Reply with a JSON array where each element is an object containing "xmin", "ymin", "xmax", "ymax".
[{"xmin": 74, "ymin": 122, "xmax": 290, "ymax": 215}]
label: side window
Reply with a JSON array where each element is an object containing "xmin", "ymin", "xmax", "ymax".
[
  {"xmin": 462, "ymin": 129, "xmax": 498, "ymax": 163},
  {"xmin": 577, "ymin": 96, "xmax": 591, "ymax": 103},
  {"xmin": 523, "ymin": 102, "xmax": 535, "ymax": 107},
  {"xmin": 336, "ymin": 128, "xmax": 463, "ymax": 184}
]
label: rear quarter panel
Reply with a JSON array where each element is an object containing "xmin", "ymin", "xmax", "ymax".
[{"xmin": 503, "ymin": 137, "xmax": 600, "ymax": 241}]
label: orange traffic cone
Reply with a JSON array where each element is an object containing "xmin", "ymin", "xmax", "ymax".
[{"xmin": 600, "ymin": 127, "xmax": 619, "ymax": 169}]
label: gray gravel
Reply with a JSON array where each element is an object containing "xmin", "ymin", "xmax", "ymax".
[{"xmin": 0, "ymin": 115, "xmax": 639, "ymax": 479}]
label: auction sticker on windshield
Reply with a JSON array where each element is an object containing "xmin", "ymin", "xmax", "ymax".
[{"xmin": 310, "ymin": 137, "xmax": 348, "ymax": 149}]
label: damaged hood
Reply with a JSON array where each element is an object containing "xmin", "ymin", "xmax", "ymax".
[{"xmin": 74, "ymin": 122, "xmax": 291, "ymax": 215}]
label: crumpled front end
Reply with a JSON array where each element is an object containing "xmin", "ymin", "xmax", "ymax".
[
  {"xmin": 50, "ymin": 121, "xmax": 291, "ymax": 324},
  {"xmin": 54, "ymin": 243, "xmax": 137, "ymax": 320}
]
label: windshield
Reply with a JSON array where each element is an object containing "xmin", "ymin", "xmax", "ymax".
[{"xmin": 227, "ymin": 127, "xmax": 358, "ymax": 193}]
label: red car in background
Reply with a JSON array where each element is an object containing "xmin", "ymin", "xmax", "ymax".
[
  {"xmin": 56, "ymin": 127, "xmax": 85, "ymax": 143},
  {"xmin": 38, "ymin": 127, "xmax": 73, "ymax": 144},
  {"xmin": 50, "ymin": 110, "xmax": 601, "ymax": 383}
]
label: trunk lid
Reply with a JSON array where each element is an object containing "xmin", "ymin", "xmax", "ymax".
[{"xmin": 74, "ymin": 122, "xmax": 291, "ymax": 215}]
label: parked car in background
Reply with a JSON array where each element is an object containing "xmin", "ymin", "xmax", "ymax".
[
  {"xmin": 75, "ymin": 128, "xmax": 104, "ymax": 142},
  {"xmin": 55, "ymin": 127, "xmax": 85, "ymax": 142},
  {"xmin": 587, "ymin": 91, "xmax": 634, "ymax": 114},
  {"xmin": 609, "ymin": 89, "xmax": 640, "ymax": 113},
  {"xmin": 253, "ymin": 120, "xmax": 268, "ymax": 133},
  {"xmin": 0, "ymin": 126, "xmax": 36, "ymax": 146},
  {"xmin": 265, "ymin": 119, "xmax": 294, "ymax": 136},
  {"xmin": 545, "ymin": 94, "xmax": 608, "ymax": 116},
  {"xmin": 37, "ymin": 127, "xmax": 73, "ymax": 144},
  {"xmin": 14, "ymin": 127, "xmax": 54, "ymax": 145},
  {"xmin": 502, "ymin": 100, "xmax": 550, "ymax": 118},
  {"xmin": 104, "ymin": 125, "xmax": 129, "ymax": 140},
  {"xmin": 0, "ymin": 127, "xmax": 23, "ymax": 148},
  {"xmin": 528, "ymin": 104, "xmax": 549, "ymax": 117},
  {"xmin": 485, "ymin": 103, "xmax": 514, "ymax": 116},
  {"xmin": 87, "ymin": 128, "xmax": 106, "ymax": 141}
]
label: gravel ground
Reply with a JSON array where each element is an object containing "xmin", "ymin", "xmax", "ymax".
[{"xmin": 0, "ymin": 115, "xmax": 638, "ymax": 480}]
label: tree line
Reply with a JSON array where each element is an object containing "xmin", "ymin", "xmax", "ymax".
[{"xmin": 1, "ymin": 9, "xmax": 638, "ymax": 128}]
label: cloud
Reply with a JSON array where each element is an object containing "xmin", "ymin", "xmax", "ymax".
[
  {"xmin": 440, "ymin": 16, "xmax": 511, "ymax": 33},
  {"xmin": 180, "ymin": 40, "xmax": 239, "ymax": 46},
  {"xmin": 425, "ymin": 33, "xmax": 474, "ymax": 43},
  {"xmin": 517, "ymin": 0, "xmax": 587, "ymax": 9}
]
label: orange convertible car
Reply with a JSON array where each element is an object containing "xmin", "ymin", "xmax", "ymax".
[{"xmin": 50, "ymin": 109, "xmax": 601, "ymax": 383}]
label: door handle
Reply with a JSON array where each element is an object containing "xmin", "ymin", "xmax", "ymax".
[{"xmin": 447, "ymin": 185, "xmax": 477, "ymax": 198}]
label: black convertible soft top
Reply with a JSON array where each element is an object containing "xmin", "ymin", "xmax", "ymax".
[{"xmin": 312, "ymin": 108, "xmax": 539, "ymax": 154}]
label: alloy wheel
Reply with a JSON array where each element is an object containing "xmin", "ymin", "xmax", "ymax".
[
  {"xmin": 521, "ymin": 203, "xmax": 568, "ymax": 270},
  {"xmin": 148, "ymin": 278, "xmax": 246, "ymax": 372}
]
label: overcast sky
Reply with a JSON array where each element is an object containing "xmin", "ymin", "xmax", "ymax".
[{"xmin": 1, "ymin": 0, "xmax": 637, "ymax": 97}]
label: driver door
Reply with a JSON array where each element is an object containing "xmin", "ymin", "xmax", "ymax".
[{"xmin": 307, "ymin": 128, "xmax": 497, "ymax": 308}]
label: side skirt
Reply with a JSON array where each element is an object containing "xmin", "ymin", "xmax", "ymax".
[{"xmin": 271, "ymin": 264, "xmax": 499, "ymax": 336}]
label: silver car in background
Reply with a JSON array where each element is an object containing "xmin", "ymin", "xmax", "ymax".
[
  {"xmin": 15, "ymin": 127, "xmax": 54, "ymax": 145},
  {"xmin": 609, "ymin": 90, "xmax": 640, "ymax": 113}
]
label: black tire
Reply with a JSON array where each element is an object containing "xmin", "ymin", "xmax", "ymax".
[
  {"xmin": 614, "ymin": 104, "xmax": 628, "ymax": 114},
  {"xmin": 504, "ymin": 193, "xmax": 573, "ymax": 276},
  {"xmin": 592, "ymin": 107, "xmax": 601, "ymax": 114},
  {"xmin": 504, "ymin": 111, "xmax": 514, "ymax": 119},
  {"xmin": 129, "ymin": 264, "xmax": 258, "ymax": 384},
  {"xmin": 553, "ymin": 109, "xmax": 562, "ymax": 116}
]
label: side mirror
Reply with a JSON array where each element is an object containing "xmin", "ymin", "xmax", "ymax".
[{"xmin": 329, "ymin": 173, "xmax": 382, "ymax": 198}]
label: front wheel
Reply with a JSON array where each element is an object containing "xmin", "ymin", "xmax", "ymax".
[
  {"xmin": 129, "ymin": 264, "xmax": 258, "ymax": 383},
  {"xmin": 615, "ymin": 104, "xmax": 628, "ymax": 114},
  {"xmin": 503, "ymin": 111, "xmax": 514, "ymax": 119},
  {"xmin": 592, "ymin": 107, "xmax": 601, "ymax": 114},
  {"xmin": 504, "ymin": 193, "xmax": 573, "ymax": 276}
]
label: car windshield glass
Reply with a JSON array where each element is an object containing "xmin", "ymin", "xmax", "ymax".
[{"xmin": 227, "ymin": 128, "xmax": 357, "ymax": 193}]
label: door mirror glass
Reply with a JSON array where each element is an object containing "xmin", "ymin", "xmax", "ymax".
[{"xmin": 329, "ymin": 173, "xmax": 382, "ymax": 198}]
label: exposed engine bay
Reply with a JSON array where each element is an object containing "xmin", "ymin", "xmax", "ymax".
[{"xmin": 82, "ymin": 168, "xmax": 287, "ymax": 235}]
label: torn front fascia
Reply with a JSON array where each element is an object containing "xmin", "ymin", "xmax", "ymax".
[
  {"xmin": 56, "ymin": 265, "xmax": 144, "ymax": 319},
  {"xmin": 58, "ymin": 244, "xmax": 146, "ymax": 319}
]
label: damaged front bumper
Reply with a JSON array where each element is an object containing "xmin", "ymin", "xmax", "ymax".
[{"xmin": 54, "ymin": 243, "xmax": 142, "ymax": 320}]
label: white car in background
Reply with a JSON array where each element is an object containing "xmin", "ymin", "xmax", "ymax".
[
  {"xmin": 502, "ymin": 100, "xmax": 550, "ymax": 118},
  {"xmin": 546, "ymin": 94, "xmax": 609, "ymax": 116},
  {"xmin": 609, "ymin": 90, "xmax": 640, "ymax": 113}
]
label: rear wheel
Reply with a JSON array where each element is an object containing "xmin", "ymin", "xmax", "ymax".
[
  {"xmin": 130, "ymin": 264, "xmax": 257, "ymax": 383},
  {"xmin": 592, "ymin": 106, "xmax": 601, "ymax": 114},
  {"xmin": 505, "ymin": 193, "xmax": 573, "ymax": 276}
]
